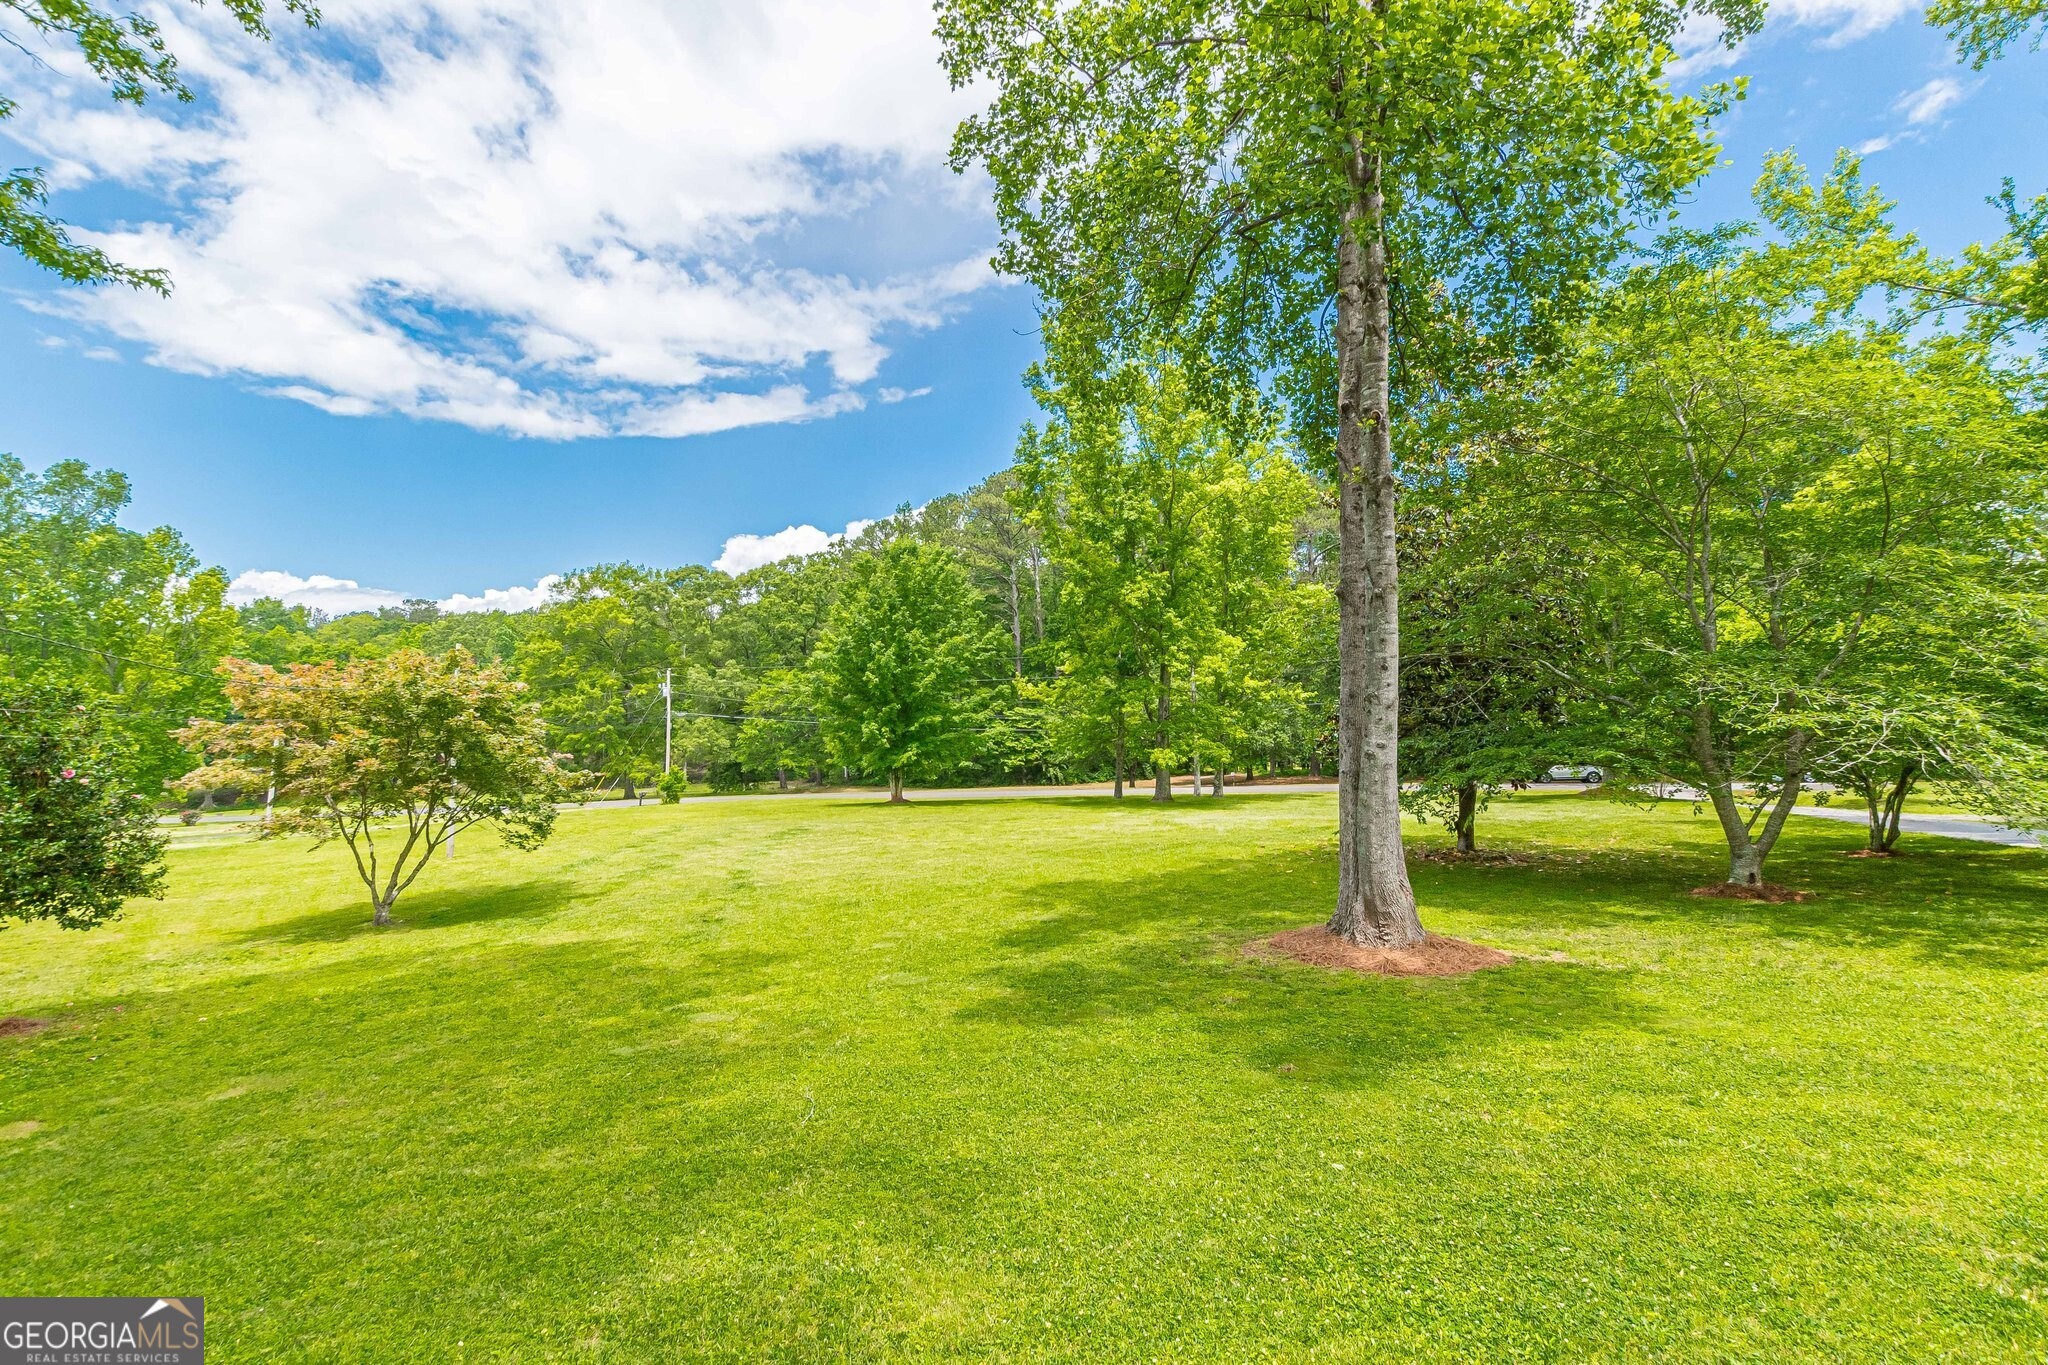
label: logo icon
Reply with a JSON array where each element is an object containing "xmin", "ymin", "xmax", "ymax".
[{"xmin": 1, "ymin": 1296, "xmax": 205, "ymax": 1363}]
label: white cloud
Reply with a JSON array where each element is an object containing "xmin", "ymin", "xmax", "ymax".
[
  {"xmin": 877, "ymin": 385, "xmax": 932, "ymax": 403},
  {"xmin": 1896, "ymin": 76, "xmax": 1966, "ymax": 124},
  {"xmin": 11, "ymin": 0, "xmax": 989, "ymax": 438},
  {"xmin": 226, "ymin": 569, "xmax": 562, "ymax": 615},
  {"xmin": 226, "ymin": 571, "xmax": 408, "ymax": 615},
  {"xmin": 1849, "ymin": 77, "xmax": 1973, "ymax": 159},
  {"xmin": 712, "ymin": 517, "xmax": 875, "ymax": 575},
  {"xmin": 439, "ymin": 575, "xmax": 564, "ymax": 614},
  {"xmin": 1779, "ymin": 0, "xmax": 1918, "ymax": 46},
  {"xmin": 1670, "ymin": 0, "xmax": 1916, "ymax": 77}
]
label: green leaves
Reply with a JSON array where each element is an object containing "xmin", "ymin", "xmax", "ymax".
[
  {"xmin": 1512, "ymin": 208, "xmax": 2045, "ymax": 871},
  {"xmin": 178, "ymin": 649, "xmax": 563, "ymax": 917},
  {"xmin": 1926, "ymin": 0, "xmax": 2047, "ymax": 67},
  {"xmin": 0, "ymin": 0, "xmax": 319, "ymax": 290},
  {"xmin": 0, "ymin": 675, "xmax": 165, "ymax": 930},
  {"xmin": 811, "ymin": 540, "xmax": 1001, "ymax": 786},
  {"xmin": 0, "ymin": 454, "xmax": 240, "ymax": 795},
  {"xmin": 942, "ymin": 0, "xmax": 1751, "ymax": 434},
  {"xmin": 1018, "ymin": 364, "xmax": 1316, "ymax": 778}
]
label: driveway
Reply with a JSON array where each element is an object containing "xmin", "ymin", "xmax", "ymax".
[{"xmin": 1790, "ymin": 804, "xmax": 2042, "ymax": 848}]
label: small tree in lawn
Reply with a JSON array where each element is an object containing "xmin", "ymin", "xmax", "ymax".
[
  {"xmin": 179, "ymin": 649, "xmax": 562, "ymax": 925},
  {"xmin": 0, "ymin": 677, "xmax": 165, "ymax": 932},
  {"xmin": 811, "ymin": 542, "xmax": 996, "ymax": 801}
]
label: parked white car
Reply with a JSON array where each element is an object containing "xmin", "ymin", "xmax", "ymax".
[{"xmin": 1541, "ymin": 764, "xmax": 1606, "ymax": 783}]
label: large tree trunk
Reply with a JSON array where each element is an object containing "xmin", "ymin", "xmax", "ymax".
[
  {"xmin": 1007, "ymin": 564, "xmax": 1024, "ymax": 676},
  {"xmin": 888, "ymin": 769, "xmax": 906, "ymax": 803},
  {"xmin": 1153, "ymin": 662, "xmax": 1173, "ymax": 802},
  {"xmin": 1328, "ymin": 152, "xmax": 1422, "ymax": 947},
  {"xmin": 1113, "ymin": 717, "xmax": 1126, "ymax": 799},
  {"xmin": 1455, "ymin": 780, "xmax": 1478, "ymax": 855}
]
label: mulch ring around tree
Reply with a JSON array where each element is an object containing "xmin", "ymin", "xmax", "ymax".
[
  {"xmin": 1251, "ymin": 926, "xmax": 1514, "ymax": 978},
  {"xmin": 1689, "ymin": 882, "xmax": 1813, "ymax": 903},
  {"xmin": 0, "ymin": 1017, "xmax": 52, "ymax": 1040},
  {"xmin": 1407, "ymin": 848, "xmax": 1536, "ymax": 866}
]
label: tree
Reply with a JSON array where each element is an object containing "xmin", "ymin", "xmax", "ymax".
[
  {"xmin": 517, "ymin": 564, "xmax": 719, "ymax": 797},
  {"xmin": 0, "ymin": 676, "xmax": 165, "ymax": 931},
  {"xmin": 1019, "ymin": 366, "xmax": 1309, "ymax": 801},
  {"xmin": 178, "ymin": 650, "xmax": 562, "ymax": 925},
  {"xmin": 1199, "ymin": 431, "xmax": 1322, "ymax": 790},
  {"xmin": 736, "ymin": 669, "xmax": 827, "ymax": 789},
  {"xmin": 917, "ymin": 470, "xmax": 1052, "ymax": 679},
  {"xmin": 1398, "ymin": 441, "xmax": 1578, "ymax": 854},
  {"xmin": 0, "ymin": 455, "xmax": 240, "ymax": 794},
  {"xmin": 1021, "ymin": 368, "xmax": 1216, "ymax": 802},
  {"xmin": 1806, "ymin": 601, "xmax": 2048, "ymax": 853},
  {"xmin": 1527, "ymin": 228, "xmax": 2041, "ymax": 888},
  {"xmin": 811, "ymin": 541, "xmax": 997, "ymax": 801},
  {"xmin": 1928, "ymin": 0, "xmax": 2046, "ymax": 66},
  {"xmin": 1754, "ymin": 151, "xmax": 2046, "ymax": 349},
  {"xmin": 2, "ymin": 0, "xmax": 316, "ymax": 290},
  {"xmin": 940, "ymin": 0, "xmax": 1759, "ymax": 945}
]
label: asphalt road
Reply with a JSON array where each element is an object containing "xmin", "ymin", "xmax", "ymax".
[
  {"xmin": 560, "ymin": 779, "xmax": 1345, "ymax": 807},
  {"xmin": 160, "ymin": 784, "xmax": 2041, "ymax": 848},
  {"xmin": 1789, "ymin": 804, "xmax": 2042, "ymax": 848}
]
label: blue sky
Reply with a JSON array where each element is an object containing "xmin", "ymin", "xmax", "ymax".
[{"xmin": 0, "ymin": 0, "xmax": 2041, "ymax": 611}]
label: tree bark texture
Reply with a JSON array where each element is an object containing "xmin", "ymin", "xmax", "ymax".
[
  {"xmin": 1327, "ymin": 156, "xmax": 1423, "ymax": 947},
  {"xmin": 1153, "ymin": 662, "xmax": 1173, "ymax": 802},
  {"xmin": 1863, "ymin": 761, "xmax": 1916, "ymax": 853}
]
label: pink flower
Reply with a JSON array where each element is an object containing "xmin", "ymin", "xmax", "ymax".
[{"xmin": 60, "ymin": 768, "xmax": 76, "ymax": 780}]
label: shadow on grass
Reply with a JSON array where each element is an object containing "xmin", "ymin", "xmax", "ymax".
[
  {"xmin": 230, "ymin": 876, "xmax": 584, "ymax": 947},
  {"xmin": 958, "ymin": 844, "xmax": 1653, "ymax": 1090},
  {"xmin": 1416, "ymin": 822, "xmax": 2048, "ymax": 971}
]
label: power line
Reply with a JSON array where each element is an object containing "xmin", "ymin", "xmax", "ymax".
[{"xmin": 0, "ymin": 622, "xmax": 225, "ymax": 684}]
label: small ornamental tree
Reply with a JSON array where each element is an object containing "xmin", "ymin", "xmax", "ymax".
[
  {"xmin": 811, "ymin": 541, "xmax": 997, "ymax": 801},
  {"xmin": 0, "ymin": 677, "xmax": 165, "ymax": 931},
  {"xmin": 179, "ymin": 649, "xmax": 563, "ymax": 925}
]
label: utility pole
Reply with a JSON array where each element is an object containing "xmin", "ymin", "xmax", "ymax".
[{"xmin": 662, "ymin": 667, "xmax": 674, "ymax": 775}]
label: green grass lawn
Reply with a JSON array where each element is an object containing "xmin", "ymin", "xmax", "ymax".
[{"xmin": 4, "ymin": 793, "xmax": 2045, "ymax": 1361}]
